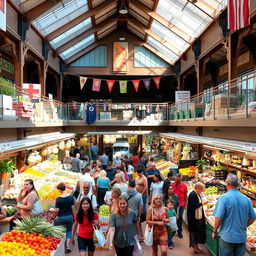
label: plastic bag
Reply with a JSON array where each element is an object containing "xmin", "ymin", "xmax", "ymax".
[
  {"xmin": 30, "ymin": 200, "xmax": 43, "ymax": 216},
  {"xmin": 133, "ymin": 235, "xmax": 143, "ymax": 256},
  {"xmin": 94, "ymin": 227, "xmax": 106, "ymax": 247},
  {"xmin": 144, "ymin": 224, "xmax": 153, "ymax": 246},
  {"xmin": 167, "ymin": 216, "xmax": 178, "ymax": 231}
]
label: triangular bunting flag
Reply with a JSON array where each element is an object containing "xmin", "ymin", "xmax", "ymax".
[
  {"xmin": 143, "ymin": 79, "xmax": 151, "ymax": 91},
  {"xmin": 92, "ymin": 78, "xmax": 101, "ymax": 92},
  {"xmin": 119, "ymin": 81, "xmax": 127, "ymax": 94},
  {"xmin": 80, "ymin": 76, "xmax": 87, "ymax": 90},
  {"xmin": 132, "ymin": 80, "xmax": 140, "ymax": 92},
  {"xmin": 107, "ymin": 80, "xmax": 115, "ymax": 93},
  {"xmin": 153, "ymin": 77, "xmax": 161, "ymax": 89}
]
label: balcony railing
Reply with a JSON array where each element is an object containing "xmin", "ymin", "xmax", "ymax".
[{"xmin": 169, "ymin": 70, "xmax": 256, "ymax": 121}]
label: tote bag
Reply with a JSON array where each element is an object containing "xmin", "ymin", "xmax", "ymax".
[
  {"xmin": 144, "ymin": 208, "xmax": 153, "ymax": 246},
  {"xmin": 31, "ymin": 200, "xmax": 44, "ymax": 216},
  {"xmin": 195, "ymin": 193, "xmax": 203, "ymax": 220},
  {"xmin": 94, "ymin": 227, "xmax": 106, "ymax": 247}
]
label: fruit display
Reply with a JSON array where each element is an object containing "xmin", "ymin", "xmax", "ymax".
[
  {"xmin": 1, "ymin": 231, "xmax": 51, "ymax": 256},
  {"xmin": 156, "ymin": 160, "xmax": 178, "ymax": 175},
  {"xmin": 3, "ymin": 206, "xmax": 18, "ymax": 217},
  {"xmin": 179, "ymin": 166, "xmax": 198, "ymax": 176},
  {"xmin": 205, "ymin": 186, "xmax": 218, "ymax": 195},
  {"xmin": 247, "ymin": 222, "xmax": 256, "ymax": 251},
  {"xmin": 241, "ymin": 179, "xmax": 256, "ymax": 195},
  {"xmin": 99, "ymin": 205, "xmax": 110, "ymax": 217},
  {"xmin": 37, "ymin": 183, "xmax": 54, "ymax": 199},
  {"xmin": 45, "ymin": 236, "xmax": 61, "ymax": 250},
  {"xmin": 14, "ymin": 217, "xmax": 65, "ymax": 238},
  {"xmin": 24, "ymin": 168, "xmax": 46, "ymax": 177},
  {"xmin": 3, "ymin": 188, "xmax": 19, "ymax": 199},
  {"xmin": 40, "ymin": 209, "xmax": 57, "ymax": 223},
  {"xmin": 0, "ymin": 242, "xmax": 38, "ymax": 256}
]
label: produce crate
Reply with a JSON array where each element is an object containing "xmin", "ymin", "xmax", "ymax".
[
  {"xmin": 51, "ymin": 235, "xmax": 65, "ymax": 256},
  {"xmin": 206, "ymin": 222, "xmax": 219, "ymax": 256}
]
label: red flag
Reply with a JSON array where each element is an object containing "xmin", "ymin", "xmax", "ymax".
[
  {"xmin": 107, "ymin": 80, "xmax": 115, "ymax": 93},
  {"xmin": 228, "ymin": 0, "xmax": 250, "ymax": 30},
  {"xmin": 132, "ymin": 80, "xmax": 140, "ymax": 92},
  {"xmin": 153, "ymin": 77, "xmax": 161, "ymax": 89}
]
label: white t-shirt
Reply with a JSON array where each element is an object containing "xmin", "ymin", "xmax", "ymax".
[
  {"xmin": 77, "ymin": 192, "xmax": 97, "ymax": 209},
  {"xmin": 127, "ymin": 165, "xmax": 134, "ymax": 175},
  {"xmin": 150, "ymin": 181, "xmax": 164, "ymax": 196},
  {"xmin": 79, "ymin": 173, "xmax": 95, "ymax": 194},
  {"xmin": 114, "ymin": 183, "xmax": 128, "ymax": 193}
]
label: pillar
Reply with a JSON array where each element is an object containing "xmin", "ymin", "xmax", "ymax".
[{"xmin": 56, "ymin": 74, "xmax": 63, "ymax": 101}]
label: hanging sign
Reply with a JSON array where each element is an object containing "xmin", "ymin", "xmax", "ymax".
[
  {"xmin": 153, "ymin": 77, "xmax": 161, "ymax": 89},
  {"xmin": 23, "ymin": 83, "xmax": 41, "ymax": 99},
  {"xmin": 80, "ymin": 76, "xmax": 87, "ymax": 90},
  {"xmin": 175, "ymin": 91, "xmax": 190, "ymax": 103},
  {"xmin": 113, "ymin": 42, "xmax": 128, "ymax": 72},
  {"xmin": 107, "ymin": 80, "xmax": 115, "ymax": 93},
  {"xmin": 119, "ymin": 80, "xmax": 127, "ymax": 94},
  {"xmin": 132, "ymin": 80, "xmax": 140, "ymax": 92},
  {"xmin": 0, "ymin": 0, "xmax": 6, "ymax": 31},
  {"xmin": 143, "ymin": 79, "xmax": 151, "ymax": 91},
  {"xmin": 92, "ymin": 78, "xmax": 101, "ymax": 91}
]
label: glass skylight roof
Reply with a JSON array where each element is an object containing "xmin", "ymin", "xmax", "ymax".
[
  {"xmin": 151, "ymin": 20, "xmax": 190, "ymax": 53},
  {"xmin": 147, "ymin": 36, "xmax": 179, "ymax": 64},
  {"xmin": 157, "ymin": 0, "xmax": 212, "ymax": 38},
  {"xmin": 60, "ymin": 34, "xmax": 95, "ymax": 60},
  {"xmin": 50, "ymin": 18, "xmax": 92, "ymax": 49},
  {"xmin": 32, "ymin": 0, "xmax": 88, "ymax": 36}
]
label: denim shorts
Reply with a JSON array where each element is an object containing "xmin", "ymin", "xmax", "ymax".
[
  {"xmin": 77, "ymin": 236, "xmax": 95, "ymax": 252},
  {"xmin": 54, "ymin": 215, "xmax": 73, "ymax": 239}
]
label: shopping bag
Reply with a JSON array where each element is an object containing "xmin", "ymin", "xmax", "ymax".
[
  {"xmin": 168, "ymin": 216, "xmax": 178, "ymax": 231},
  {"xmin": 30, "ymin": 200, "xmax": 44, "ymax": 216},
  {"xmin": 94, "ymin": 227, "xmax": 106, "ymax": 247},
  {"xmin": 133, "ymin": 235, "xmax": 143, "ymax": 256},
  {"xmin": 144, "ymin": 224, "xmax": 153, "ymax": 246}
]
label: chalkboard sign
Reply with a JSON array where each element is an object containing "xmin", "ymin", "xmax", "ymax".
[{"xmin": 178, "ymin": 160, "xmax": 198, "ymax": 169}]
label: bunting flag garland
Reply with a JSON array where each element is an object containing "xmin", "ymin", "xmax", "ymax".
[
  {"xmin": 143, "ymin": 79, "xmax": 151, "ymax": 91},
  {"xmin": 153, "ymin": 77, "xmax": 161, "ymax": 89},
  {"xmin": 119, "ymin": 81, "xmax": 127, "ymax": 94},
  {"xmin": 132, "ymin": 80, "xmax": 140, "ymax": 92},
  {"xmin": 107, "ymin": 80, "xmax": 115, "ymax": 93},
  {"xmin": 80, "ymin": 76, "xmax": 87, "ymax": 90},
  {"xmin": 92, "ymin": 78, "xmax": 101, "ymax": 91}
]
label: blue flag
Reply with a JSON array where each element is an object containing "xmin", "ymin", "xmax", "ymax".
[{"xmin": 86, "ymin": 104, "xmax": 96, "ymax": 125}]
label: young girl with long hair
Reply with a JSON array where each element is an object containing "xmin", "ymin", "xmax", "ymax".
[{"xmin": 71, "ymin": 197, "xmax": 99, "ymax": 256}]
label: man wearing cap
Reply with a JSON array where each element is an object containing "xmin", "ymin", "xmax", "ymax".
[{"xmin": 212, "ymin": 173, "xmax": 256, "ymax": 256}]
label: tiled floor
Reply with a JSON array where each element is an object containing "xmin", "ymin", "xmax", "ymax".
[{"xmin": 66, "ymin": 224, "xmax": 211, "ymax": 256}]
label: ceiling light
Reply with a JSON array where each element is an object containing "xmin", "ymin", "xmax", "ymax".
[
  {"xmin": 119, "ymin": 34, "xmax": 126, "ymax": 41},
  {"xmin": 119, "ymin": 4, "xmax": 128, "ymax": 14}
]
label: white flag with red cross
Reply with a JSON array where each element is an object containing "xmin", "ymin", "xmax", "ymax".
[{"xmin": 22, "ymin": 83, "xmax": 41, "ymax": 99}]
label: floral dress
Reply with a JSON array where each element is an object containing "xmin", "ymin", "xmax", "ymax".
[{"xmin": 152, "ymin": 207, "xmax": 168, "ymax": 246}]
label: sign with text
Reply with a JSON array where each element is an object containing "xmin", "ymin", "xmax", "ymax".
[
  {"xmin": 0, "ymin": 0, "xmax": 6, "ymax": 31},
  {"xmin": 100, "ymin": 112, "xmax": 111, "ymax": 120},
  {"xmin": 175, "ymin": 91, "xmax": 190, "ymax": 104}
]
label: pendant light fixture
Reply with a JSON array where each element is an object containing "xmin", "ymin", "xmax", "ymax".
[{"xmin": 119, "ymin": 0, "xmax": 128, "ymax": 14}]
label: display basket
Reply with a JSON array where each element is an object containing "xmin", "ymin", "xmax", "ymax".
[{"xmin": 240, "ymin": 187, "xmax": 256, "ymax": 199}]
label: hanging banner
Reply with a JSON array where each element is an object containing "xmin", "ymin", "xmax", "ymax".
[
  {"xmin": 107, "ymin": 80, "xmax": 115, "ymax": 93},
  {"xmin": 113, "ymin": 42, "xmax": 128, "ymax": 73},
  {"xmin": 23, "ymin": 83, "xmax": 41, "ymax": 99},
  {"xmin": 132, "ymin": 80, "xmax": 140, "ymax": 92},
  {"xmin": 119, "ymin": 81, "xmax": 127, "ymax": 94},
  {"xmin": 79, "ymin": 76, "xmax": 87, "ymax": 90},
  {"xmin": 153, "ymin": 77, "xmax": 161, "ymax": 89},
  {"xmin": 86, "ymin": 104, "xmax": 96, "ymax": 125},
  {"xmin": 92, "ymin": 78, "xmax": 101, "ymax": 92},
  {"xmin": 0, "ymin": 0, "xmax": 6, "ymax": 31},
  {"xmin": 143, "ymin": 79, "xmax": 151, "ymax": 91}
]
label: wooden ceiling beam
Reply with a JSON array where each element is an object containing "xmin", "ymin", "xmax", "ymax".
[
  {"xmin": 25, "ymin": 0, "xmax": 63, "ymax": 22},
  {"xmin": 56, "ymin": 14, "xmax": 118, "ymax": 54},
  {"xmin": 129, "ymin": 0, "xmax": 191, "ymax": 43},
  {"xmin": 65, "ymin": 42, "xmax": 100, "ymax": 65},
  {"xmin": 145, "ymin": 0, "xmax": 159, "ymax": 42},
  {"xmin": 87, "ymin": 0, "xmax": 98, "ymax": 41},
  {"xmin": 46, "ymin": 0, "xmax": 117, "ymax": 41}
]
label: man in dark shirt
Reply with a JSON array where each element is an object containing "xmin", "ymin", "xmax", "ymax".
[
  {"xmin": 71, "ymin": 153, "xmax": 81, "ymax": 173},
  {"xmin": 162, "ymin": 171, "xmax": 174, "ymax": 193},
  {"xmin": 145, "ymin": 163, "xmax": 160, "ymax": 195},
  {"xmin": 106, "ymin": 162, "xmax": 117, "ymax": 181}
]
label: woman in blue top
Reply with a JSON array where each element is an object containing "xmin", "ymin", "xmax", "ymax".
[
  {"xmin": 54, "ymin": 183, "xmax": 75, "ymax": 253},
  {"xmin": 97, "ymin": 170, "xmax": 110, "ymax": 206}
]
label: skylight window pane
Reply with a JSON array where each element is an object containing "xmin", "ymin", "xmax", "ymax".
[
  {"xmin": 157, "ymin": 0, "xmax": 212, "ymax": 37},
  {"xmin": 60, "ymin": 34, "xmax": 95, "ymax": 60},
  {"xmin": 151, "ymin": 20, "xmax": 190, "ymax": 52},
  {"xmin": 32, "ymin": 0, "xmax": 88, "ymax": 36},
  {"xmin": 50, "ymin": 18, "xmax": 92, "ymax": 49},
  {"xmin": 147, "ymin": 36, "xmax": 178, "ymax": 63}
]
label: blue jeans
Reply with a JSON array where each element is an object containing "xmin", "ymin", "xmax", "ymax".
[
  {"xmin": 168, "ymin": 231, "xmax": 175, "ymax": 246},
  {"xmin": 128, "ymin": 174, "xmax": 133, "ymax": 180},
  {"xmin": 54, "ymin": 215, "xmax": 73, "ymax": 239},
  {"xmin": 177, "ymin": 206, "xmax": 185, "ymax": 234},
  {"xmin": 219, "ymin": 238, "xmax": 246, "ymax": 256}
]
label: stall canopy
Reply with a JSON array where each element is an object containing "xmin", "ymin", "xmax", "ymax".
[
  {"xmin": 11, "ymin": 0, "xmax": 227, "ymax": 65},
  {"xmin": 87, "ymin": 131, "xmax": 153, "ymax": 135},
  {"xmin": 0, "ymin": 133, "xmax": 75, "ymax": 155},
  {"xmin": 159, "ymin": 133, "xmax": 256, "ymax": 154}
]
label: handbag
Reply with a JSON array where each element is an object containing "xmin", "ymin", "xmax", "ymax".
[
  {"xmin": 195, "ymin": 193, "xmax": 203, "ymax": 220},
  {"xmin": 144, "ymin": 208, "xmax": 153, "ymax": 246},
  {"xmin": 30, "ymin": 200, "xmax": 43, "ymax": 216},
  {"xmin": 94, "ymin": 227, "xmax": 106, "ymax": 247},
  {"xmin": 133, "ymin": 235, "xmax": 143, "ymax": 256}
]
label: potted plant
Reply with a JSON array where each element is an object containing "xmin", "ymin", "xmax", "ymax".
[
  {"xmin": 0, "ymin": 77, "xmax": 15, "ymax": 109},
  {"xmin": 196, "ymin": 158, "xmax": 207, "ymax": 172},
  {"xmin": 0, "ymin": 159, "xmax": 16, "ymax": 179}
]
